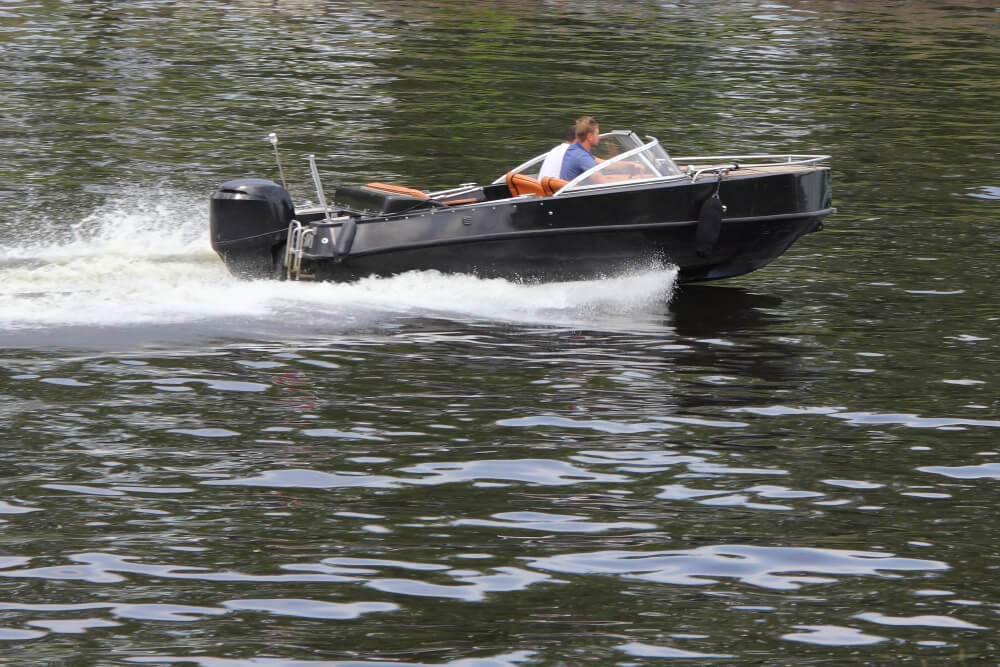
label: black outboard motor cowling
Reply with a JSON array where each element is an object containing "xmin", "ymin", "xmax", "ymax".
[{"xmin": 210, "ymin": 178, "xmax": 294, "ymax": 278}]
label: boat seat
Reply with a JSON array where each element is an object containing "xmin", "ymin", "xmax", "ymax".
[
  {"xmin": 336, "ymin": 182, "xmax": 439, "ymax": 215},
  {"xmin": 369, "ymin": 182, "xmax": 482, "ymax": 207},
  {"xmin": 366, "ymin": 182, "xmax": 430, "ymax": 199},
  {"xmin": 540, "ymin": 177, "xmax": 568, "ymax": 196},
  {"xmin": 505, "ymin": 172, "xmax": 546, "ymax": 197}
]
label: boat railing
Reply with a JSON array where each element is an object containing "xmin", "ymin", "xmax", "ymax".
[
  {"xmin": 493, "ymin": 140, "xmax": 831, "ymax": 196},
  {"xmin": 673, "ymin": 154, "xmax": 830, "ymax": 165},
  {"xmin": 672, "ymin": 154, "xmax": 830, "ymax": 182},
  {"xmin": 674, "ymin": 154, "xmax": 830, "ymax": 169},
  {"xmin": 428, "ymin": 183, "xmax": 480, "ymax": 199},
  {"xmin": 558, "ymin": 152, "xmax": 832, "ymax": 194}
]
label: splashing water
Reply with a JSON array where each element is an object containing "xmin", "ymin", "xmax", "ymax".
[{"xmin": 0, "ymin": 191, "xmax": 677, "ymax": 346}]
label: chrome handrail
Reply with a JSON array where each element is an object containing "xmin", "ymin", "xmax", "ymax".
[
  {"xmin": 428, "ymin": 183, "xmax": 480, "ymax": 199},
  {"xmin": 676, "ymin": 154, "xmax": 830, "ymax": 182},
  {"xmin": 673, "ymin": 154, "xmax": 830, "ymax": 166}
]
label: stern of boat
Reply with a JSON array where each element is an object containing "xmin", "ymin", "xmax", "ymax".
[{"xmin": 209, "ymin": 178, "xmax": 294, "ymax": 278}]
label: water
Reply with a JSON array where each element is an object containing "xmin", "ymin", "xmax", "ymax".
[{"xmin": 1, "ymin": 1, "xmax": 999, "ymax": 664}]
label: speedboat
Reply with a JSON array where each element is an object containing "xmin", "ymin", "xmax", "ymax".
[{"xmin": 210, "ymin": 131, "xmax": 833, "ymax": 283}]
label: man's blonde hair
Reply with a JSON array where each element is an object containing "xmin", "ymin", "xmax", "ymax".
[{"xmin": 574, "ymin": 116, "xmax": 599, "ymax": 141}]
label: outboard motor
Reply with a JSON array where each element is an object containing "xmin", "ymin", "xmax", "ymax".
[{"xmin": 210, "ymin": 178, "xmax": 294, "ymax": 278}]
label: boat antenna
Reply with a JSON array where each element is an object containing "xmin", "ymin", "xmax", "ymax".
[{"xmin": 267, "ymin": 132, "xmax": 288, "ymax": 190}]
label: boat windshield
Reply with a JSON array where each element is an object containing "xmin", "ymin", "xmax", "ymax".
[
  {"xmin": 591, "ymin": 130, "xmax": 647, "ymax": 161},
  {"xmin": 499, "ymin": 130, "xmax": 647, "ymax": 181},
  {"xmin": 563, "ymin": 136, "xmax": 683, "ymax": 191},
  {"xmin": 493, "ymin": 131, "xmax": 683, "ymax": 193}
]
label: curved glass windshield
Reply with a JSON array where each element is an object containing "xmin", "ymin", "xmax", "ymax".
[
  {"xmin": 565, "ymin": 137, "xmax": 683, "ymax": 190},
  {"xmin": 590, "ymin": 131, "xmax": 646, "ymax": 161},
  {"xmin": 494, "ymin": 132, "xmax": 683, "ymax": 191},
  {"xmin": 496, "ymin": 131, "xmax": 647, "ymax": 182}
]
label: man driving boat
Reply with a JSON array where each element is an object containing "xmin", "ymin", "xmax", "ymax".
[{"xmin": 560, "ymin": 116, "xmax": 601, "ymax": 180}]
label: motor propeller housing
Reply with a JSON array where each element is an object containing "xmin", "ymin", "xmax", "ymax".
[{"xmin": 210, "ymin": 178, "xmax": 293, "ymax": 278}]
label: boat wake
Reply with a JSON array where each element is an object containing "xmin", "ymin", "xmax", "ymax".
[{"xmin": 0, "ymin": 190, "xmax": 677, "ymax": 348}]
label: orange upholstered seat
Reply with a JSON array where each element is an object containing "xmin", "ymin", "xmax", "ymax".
[
  {"xmin": 505, "ymin": 172, "xmax": 545, "ymax": 197},
  {"xmin": 540, "ymin": 177, "xmax": 568, "ymax": 196}
]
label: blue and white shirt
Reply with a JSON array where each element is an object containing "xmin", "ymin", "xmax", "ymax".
[
  {"xmin": 539, "ymin": 142, "xmax": 570, "ymax": 178},
  {"xmin": 559, "ymin": 142, "xmax": 597, "ymax": 180}
]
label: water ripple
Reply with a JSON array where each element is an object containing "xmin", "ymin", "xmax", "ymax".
[
  {"xmin": 732, "ymin": 405, "xmax": 1000, "ymax": 429},
  {"xmin": 657, "ymin": 483, "xmax": 825, "ymax": 511},
  {"xmin": 781, "ymin": 625, "xmax": 888, "ymax": 646},
  {"xmin": 0, "ymin": 553, "xmax": 360, "ymax": 585},
  {"xmin": 321, "ymin": 557, "xmax": 448, "ymax": 573},
  {"xmin": 832, "ymin": 411, "xmax": 1000, "ymax": 429},
  {"xmin": 221, "ymin": 599, "xmax": 399, "ymax": 620},
  {"xmin": 202, "ymin": 468, "xmax": 402, "ymax": 489},
  {"xmin": 0, "ymin": 601, "xmax": 225, "ymax": 622},
  {"xmin": 571, "ymin": 449, "xmax": 788, "ymax": 477},
  {"xmin": 571, "ymin": 450, "xmax": 705, "ymax": 468},
  {"xmin": 616, "ymin": 641, "xmax": 734, "ymax": 659},
  {"xmin": 26, "ymin": 617, "xmax": 120, "ymax": 634},
  {"xmin": 122, "ymin": 378, "xmax": 270, "ymax": 392},
  {"xmin": 125, "ymin": 651, "xmax": 538, "ymax": 666},
  {"xmin": 452, "ymin": 511, "xmax": 655, "ymax": 533},
  {"xmin": 527, "ymin": 545, "xmax": 948, "ymax": 590},
  {"xmin": 497, "ymin": 415, "xmax": 672, "ymax": 434},
  {"xmin": 919, "ymin": 462, "xmax": 1000, "ymax": 479},
  {"xmin": 0, "ymin": 628, "xmax": 46, "ymax": 641},
  {"xmin": 853, "ymin": 612, "xmax": 986, "ymax": 630},
  {"xmin": 366, "ymin": 567, "xmax": 553, "ymax": 602},
  {"xmin": 0, "ymin": 500, "xmax": 41, "ymax": 514},
  {"xmin": 399, "ymin": 459, "xmax": 629, "ymax": 487}
]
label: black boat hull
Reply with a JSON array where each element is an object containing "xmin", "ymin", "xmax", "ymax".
[
  {"xmin": 210, "ymin": 165, "xmax": 832, "ymax": 284},
  {"xmin": 300, "ymin": 210, "xmax": 828, "ymax": 284}
]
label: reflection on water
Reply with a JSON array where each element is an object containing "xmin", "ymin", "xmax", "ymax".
[
  {"xmin": 669, "ymin": 284, "xmax": 785, "ymax": 335},
  {"xmin": 2, "ymin": 0, "xmax": 1000, "ymax": 664}
]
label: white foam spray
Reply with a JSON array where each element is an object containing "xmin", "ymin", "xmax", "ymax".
[{"xmin": 0, "ymin": 190, "xmax": 677, "ymax": 344}]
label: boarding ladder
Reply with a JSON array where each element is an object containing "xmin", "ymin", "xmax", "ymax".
[{"xmin": 284, "ymin": 220, "xmax": 315, "ymax": 281}]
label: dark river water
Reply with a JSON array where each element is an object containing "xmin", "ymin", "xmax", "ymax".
[{"xmin": 2, "ymin": 1, "xmax": 999, "ymax": 664}]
